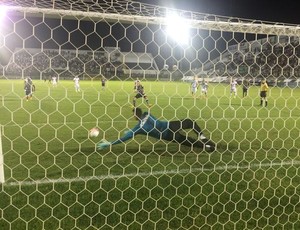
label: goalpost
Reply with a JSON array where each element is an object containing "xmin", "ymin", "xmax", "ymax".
[
  {"xmin": 0, "ymin": 125, "xmax": 4, "ymax": 183},
  {"xmin": 1, "ymin": 0, "xmax": 300, "ymax": 229}
]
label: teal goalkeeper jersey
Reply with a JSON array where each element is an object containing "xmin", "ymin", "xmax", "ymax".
[{"xmin": 110, "ymin": 112, "xmax": 169, "ymax": 146}]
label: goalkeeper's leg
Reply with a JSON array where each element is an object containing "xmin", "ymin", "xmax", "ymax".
[
  {"xmin": 172, "ymin": 133, "xmax": 215, "ymax": 152},
  {"xmin": 169, "ymin": 119, "xmax": 210, "ymax": 142}
]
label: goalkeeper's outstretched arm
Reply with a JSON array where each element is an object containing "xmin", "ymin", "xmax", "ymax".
[
  {"xmin": 97, "ymin": 107, "xmax": 146, "ymax": 150},
  {"xmin": 97, "ymin": 129, "xmax": 136, "ymax": 150}
]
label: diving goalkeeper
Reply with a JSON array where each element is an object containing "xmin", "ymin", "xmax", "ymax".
[{"xmin": 97, "ymin": 107, "xmax": 215, "ymax": 152}]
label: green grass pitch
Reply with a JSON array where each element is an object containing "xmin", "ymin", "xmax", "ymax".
[{"xmin": 0, "ymin": 79, "xmax": 300, "ymax": 229}]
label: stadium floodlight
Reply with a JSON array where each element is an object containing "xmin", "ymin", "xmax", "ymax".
[
  {"xmin": 0, "ymin": 6, "xmax": 7, "ymax": 32},
  {"xmin": 0, "ymin": 6, "xmax": 7, "ymax": 20},
  {"xmin": 165, "ymin": 11, "xmax": 191, "ymax": 45}
]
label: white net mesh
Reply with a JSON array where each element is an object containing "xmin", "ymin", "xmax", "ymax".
[{"xmin": 1, "ymin": 0, "xmax": 300, "ymax": 229}]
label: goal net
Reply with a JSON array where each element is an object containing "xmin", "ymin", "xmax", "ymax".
[{"xmin": 1, "ymin": 0, "xmax": 300, "ymax": 229}]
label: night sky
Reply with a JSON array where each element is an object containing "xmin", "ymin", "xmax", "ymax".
[{"xmin": 134, "ymin": 0, "xmax": 300, "ymax": 25}]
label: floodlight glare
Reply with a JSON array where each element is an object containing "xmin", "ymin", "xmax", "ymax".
[
  {"xmin": 0, "ymin": 6, "xmax": 7, "ymax": 20},
  {"xmin": 165, "ymin": 11, "xmax": 190, "ymax": 45},
  {"xmin": 0, "ymin": 6, "xmax": 7, "ymax": 32}
]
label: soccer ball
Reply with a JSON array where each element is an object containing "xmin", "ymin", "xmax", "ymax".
[{"xmin": 89, "ymin": 127, "xmax": 100, "ymax": 137}]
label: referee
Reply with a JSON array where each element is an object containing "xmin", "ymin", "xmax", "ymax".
[{"xmin": 260, "ymin": 80, "xmax": 269, "ymax": 107}]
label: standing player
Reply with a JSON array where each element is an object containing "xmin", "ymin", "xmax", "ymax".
[
  {"xmin": 191, "ymin": 76, "xmax": 199, "ymax": 97},
  {"xmin": 260, "ymin": 80, "xmax": 269, "ymax": 107},
  {"xmin": 51, "ymin": 75, "xmax": 58, "ymax": 87},
  {"xmin": 73, "ymin": 75, "xmax": 80, "ymax": 92},
  {"xmin": 24, "ymin": 77, "xmax": 35, "ymax": 101},
  {"xmin": 101, "ymin": 76, "xmax": 107, "ymax": 90},
  {"xmin": 230, "ymin": 78, "xmax": 238, "ymax": 98},
  {"xmin": 73, "ymin": 76, "xmax": 80, "ymax": 92},
  {"xmin": 132, "ymin": 81, "xmax": 151, "ymax": 108},
  {"xmin": 133, "ymin": 77, "xmax": 141, "ymax": 92},
  {"xmin": 242, "ymin": 78, "xmax": 250, "ymax": 97},
  {"xmin": 200, "ymin": 80, "xmax": 209, "ymax": 98},
  {"xmin": 97, "ymin": 107, "xmax": 215, "ymax": 152}
]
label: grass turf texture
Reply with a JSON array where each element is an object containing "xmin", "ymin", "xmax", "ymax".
[{"xmin": 1, "ymin": 79, "xmax": 300, "ymax": 229}]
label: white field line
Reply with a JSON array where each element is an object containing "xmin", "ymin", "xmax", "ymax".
[{"xmin": 3, "ymin": 160, "xmax": 300, "ymax": 187}]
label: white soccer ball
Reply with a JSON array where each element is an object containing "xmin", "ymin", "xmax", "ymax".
[{"xmin": 89, "ymin": 127, "xmax": 100, "ymax": 137}]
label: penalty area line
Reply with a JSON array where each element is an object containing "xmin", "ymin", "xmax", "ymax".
[{"xmin": 3, "ymin": 160, "xmax": 300, "ymax": 187}]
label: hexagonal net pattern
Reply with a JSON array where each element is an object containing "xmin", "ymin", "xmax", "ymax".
[{"xmin": 1, "ymin": 0, "xmax": 300, "ymax": 229}]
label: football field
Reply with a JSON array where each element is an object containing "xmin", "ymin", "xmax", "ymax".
[{"xmin": 1, "ymin": 79, "xmax": 300, "ymax": 229}]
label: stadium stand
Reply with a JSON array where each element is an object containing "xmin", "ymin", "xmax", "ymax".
[
  {"xmin": 190, "ymin": 36, "xmax": 300, "ymax": 87},
  {"xmin": 3, "ymin": 47, "xmax": 159, "ymax": 80}
]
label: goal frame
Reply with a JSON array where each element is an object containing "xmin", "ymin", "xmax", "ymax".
[{"xmin": 3, "ymin": 4, "xmax": 300, "ymax": 37}]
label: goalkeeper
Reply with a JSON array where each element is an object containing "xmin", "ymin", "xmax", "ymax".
[{"xmin": 97, "ymin": 107, "xmax": 215, "ymax": 152}]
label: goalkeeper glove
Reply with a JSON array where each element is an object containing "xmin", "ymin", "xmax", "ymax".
[{"xmin": 97, "ymin": 140, "xmax": 111, "ymax": 150}]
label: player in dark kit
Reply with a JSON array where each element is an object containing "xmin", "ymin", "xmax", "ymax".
[
  {"xmin": 133, "ymin": 81, "xmax": 151, "ymax": 107},
  {"xmin": 242, "ymin": 78, "xmax": 250, "ymax": 97},
  {"xmin": 24, "ymin": 77, "xmax": 35, "ymax": 101},
  {"xmin": 101, "ymin": 77, "xmax": 107, "ymax": 90},
  {"xmin": 97, "ymin": 107, "xmax": 215, "ymax": 152}
]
